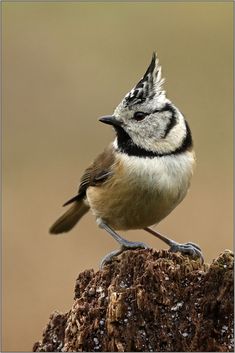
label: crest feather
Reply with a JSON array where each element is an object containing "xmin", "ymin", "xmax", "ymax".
[{"xmin": 124, "ymin": 52, "xmax": 165, "ymax": 106}]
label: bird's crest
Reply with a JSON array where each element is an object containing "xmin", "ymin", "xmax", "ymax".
[{"xmin": 124, "ymin": 52, "xmax": 165, "ymax": 107}]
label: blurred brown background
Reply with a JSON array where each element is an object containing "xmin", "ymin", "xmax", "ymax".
[{"xmin": 2, "ymin": 2, "xmax": 233, "ymax": 352}]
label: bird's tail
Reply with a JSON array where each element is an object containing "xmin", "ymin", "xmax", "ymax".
[{"xmin": 49, "ymin": 200, "xmax": 89, "ymax": 234}]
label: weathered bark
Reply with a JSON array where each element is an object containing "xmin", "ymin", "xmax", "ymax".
[{"xmin": 33, "ymin": 249, "xmax": 234, "ymax": 352}]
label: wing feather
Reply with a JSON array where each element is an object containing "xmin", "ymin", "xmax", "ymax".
[{"xmin": 63, "ymin": 144, "xmax": 115, "ymax": 206}]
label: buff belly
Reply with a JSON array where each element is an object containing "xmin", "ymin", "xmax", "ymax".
[
  {"xmin": 86, "ymin": 152, "xmax": 194, "ymax": 230},
  {"xmin": 87, "ymin": 183, "xmax": 180, "ymax": 230}
]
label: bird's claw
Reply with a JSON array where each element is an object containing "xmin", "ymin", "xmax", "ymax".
[
  {"xmin": 100, "ymin": 241, "xmax": 149, "ymax": 269},
  {"xmin": 121, "ymin": 241, "xmax": 149, "ymax": 250},
  {"xmin": 169, "ymin": 241, "xmax": 204, "ymax": 263}
]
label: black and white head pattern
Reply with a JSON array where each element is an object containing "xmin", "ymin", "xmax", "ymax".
[
  {"xmin": 111, "ymin": 52, "xmax": 192, "ymax": 157},
  {"xmin": 124, "ymin": 52, "xmax": 165, "ymax": 107}
]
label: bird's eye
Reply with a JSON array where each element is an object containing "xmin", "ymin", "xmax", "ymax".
[{"xmin": 133, "ymin": 111, "xmax": 148, "ymax": 121}]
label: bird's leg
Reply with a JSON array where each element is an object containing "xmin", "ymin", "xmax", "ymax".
[
  {"xmin": 98, "ymin": 220, "xmax": 148, "ymax": 268},
  {"xmin": 144, "ymin": 227, "xmax": 204, "ymax": 262}
]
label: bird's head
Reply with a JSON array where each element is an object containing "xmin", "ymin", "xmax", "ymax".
[{"xmin": 100, "ymin": 52, "xmax": 192, "ymax": 157}]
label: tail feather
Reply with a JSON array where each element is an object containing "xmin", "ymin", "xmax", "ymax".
[{"xmin": 49, "ymin": 201, "xmax": 89, "ymax": 234}]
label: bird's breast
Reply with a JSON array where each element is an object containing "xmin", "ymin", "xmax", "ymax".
[{"xmin": 87, "ymin": 151, "xmax": 195, "ymax": 230}]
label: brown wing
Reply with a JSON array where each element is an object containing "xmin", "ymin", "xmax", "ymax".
[{"xmin": 63, "ymin": 144, "xmax": 115, "ymax": 206}]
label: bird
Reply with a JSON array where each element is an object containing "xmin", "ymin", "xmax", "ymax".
[{"xmin": 50, "ymin": 52, "xmax": 203, "ymax": 266}]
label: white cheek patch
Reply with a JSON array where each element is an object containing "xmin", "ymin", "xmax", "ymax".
[{"xmin": 151, "ymin": 114, "xmax": 187, "ymax": 154}]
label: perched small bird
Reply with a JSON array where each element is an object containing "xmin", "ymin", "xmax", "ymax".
[{"xmin": 50, "ymin": 53, "xmax": 203, "ymax": 266}]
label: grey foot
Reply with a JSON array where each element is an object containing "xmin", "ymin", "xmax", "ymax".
[
  {"xmin": 98, "ymin": 219, "xmax": 149, "ymax": 268},
  {"xmin": 169, "ymin": 240, "xmax": 204, "ymax": 262},
  {"xmin": 100, "ymin": 242, "xmax": 148, "ymax": 269},
  {"xmin": 144, "ymin": 227, "xmax": 204, "ymax": 263}
]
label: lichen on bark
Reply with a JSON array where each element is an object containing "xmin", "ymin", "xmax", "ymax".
[{"xmin": 33, "ymin": 249, "xmax": 234, "ymax": 352}]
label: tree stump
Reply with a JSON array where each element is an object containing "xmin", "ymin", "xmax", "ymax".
[{"xmin": 33, "ymin": 249, "xmax": 234, "ymax": 352}]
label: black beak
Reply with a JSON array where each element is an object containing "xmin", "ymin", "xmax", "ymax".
[{"xmin": 99, "ymin": 115, "xmax": 122, "ymax": 127}]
